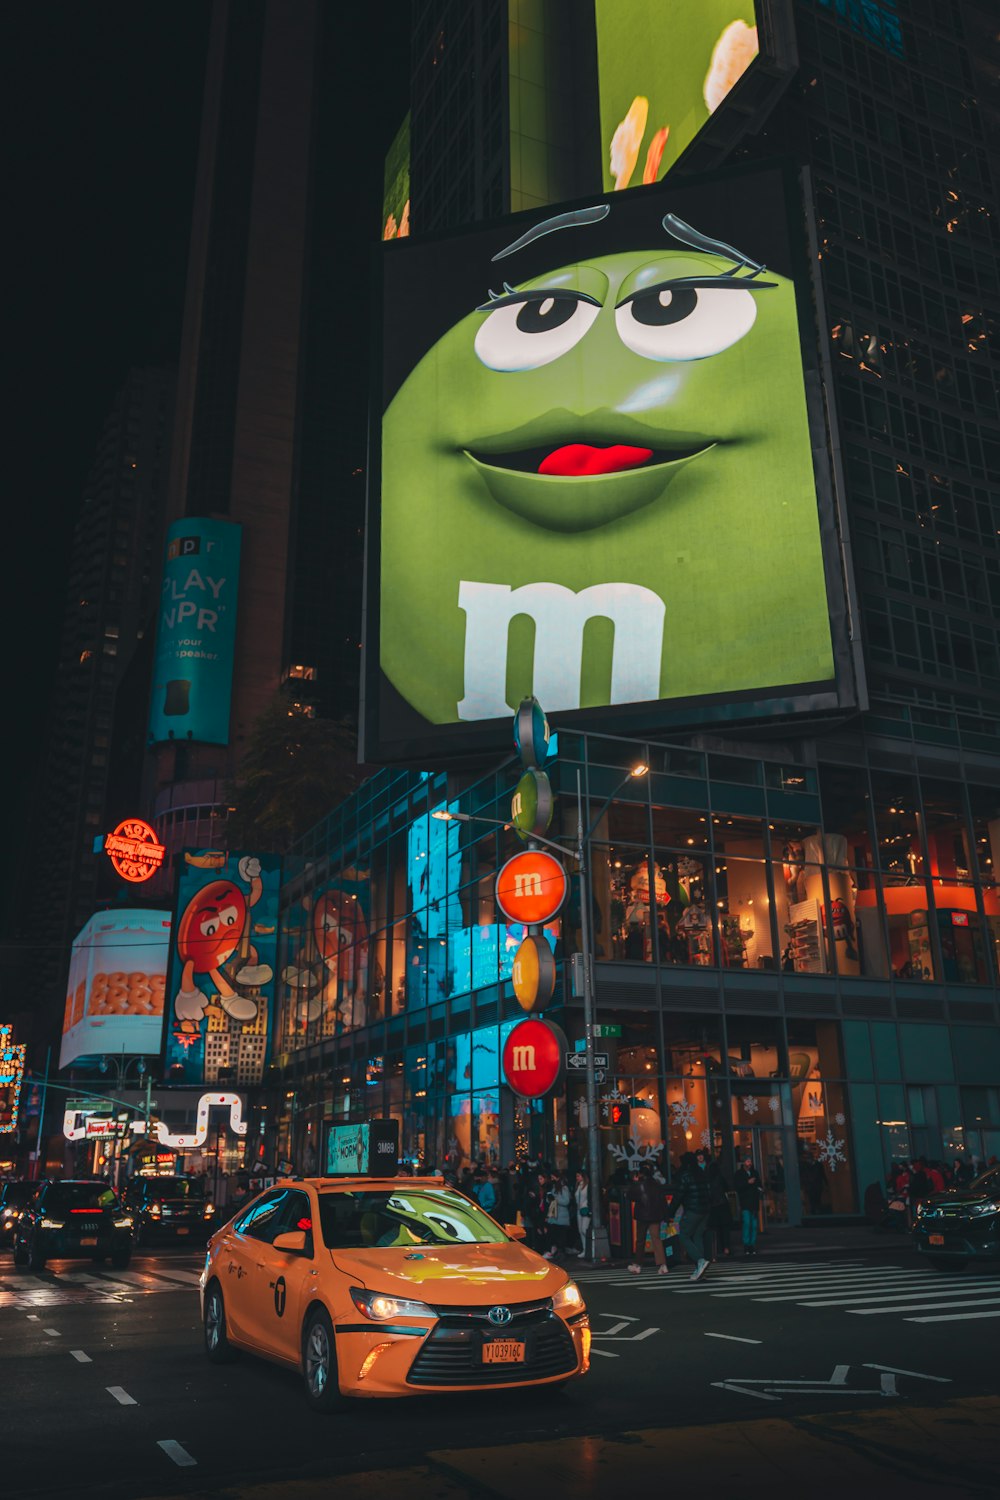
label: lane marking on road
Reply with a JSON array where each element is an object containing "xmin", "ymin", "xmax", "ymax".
[
  {"xmin": 44, "ymin": 1328, "xmax": 61, "ymax": 1336},
  {"xmin": 25, "ymin": 1314, "xmax": 39, "ymax": 1321},
  {"xmin": 712, "ymin": 1365, "xmax": 898, "ymax": 1402},
  {"xmin": 157, "ymin": 1439, "xmax": 197, "ymax": 1467},
  {"xmin": 107, "ymin": 1386, "xmax": 138, "ymax": 1406},
  {"xmin": 589, "ymin": 1349, "xmax": 619, "ymax": 1359},
  {"xmin": 149, "ymin": 1268, "xmax": 203, "ymax": 1284},
  {"xmin": 70, "ymin": 1349, "xmax": 92, "ymax": 1362},
  {"xmin": 854, "ymin": 1295, "xmax": 1000, "ymax": 1317},
  {"xmin": 711, "ymin": 1380, "xmax": 778, "ymax": 1401},
  {"xmin": 704, "ymin": 1332, "xmax": 762, "ymax": 1344},
  {"xmin": 907, "ymin": 1308, "xmax": 1000, "ymax": 1324},
  {"xmin": 863, "ymin": 1363, "xmax": 950, "ymax": 1382}
]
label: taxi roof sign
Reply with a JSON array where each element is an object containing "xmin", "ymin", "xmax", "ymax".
[{"xmin": 326, "ymin": 1120, "xmax": 399, "ymax": 1178}]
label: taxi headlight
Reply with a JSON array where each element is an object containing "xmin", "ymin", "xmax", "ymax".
[
  {"xmin": 551, "ymin": 1280, "xmax": 584, "ymax": 1314},
  {"xmin": 350, "ymin": 1288, "xmax": 434, "ymax": 1322}
]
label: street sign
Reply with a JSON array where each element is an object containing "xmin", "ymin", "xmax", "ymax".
[
  {"xmin": 565, "ymin": 1052, "xmax": 609, "ymax": 1071},
  {"xmin": 594, "ymin": 1069, "xmax": 607, "ymax": 1084},
  {"xmin": 574, "ymin": 1026, "xmax": 621, "ymax": 1045}
]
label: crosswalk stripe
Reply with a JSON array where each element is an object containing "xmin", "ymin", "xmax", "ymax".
[
  {"xmin": 852, "ymin": 1296, "xmax": 1000, "ymax": 1317},
  {"xmin": 906, "ymin": 1309, "xmax": 1000, "ymax": 1324},
  {"xmin": 802, "ymin": 1285, "xmax": 995, "ymax": 1307}
]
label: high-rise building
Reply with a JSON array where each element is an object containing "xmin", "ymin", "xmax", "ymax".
[
  {"xmin": 260, "ymin": 0, "xmax": 999, "ymax": 1220},
  {"xmin": 19, "ymin": 366, "xmax": 175, "ymax": 1054}
]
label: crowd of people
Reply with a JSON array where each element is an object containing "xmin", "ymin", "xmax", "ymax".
[
  {"xmin": 438, "ymin": 1148, "xmax": 767, "ymax": 1279},
  {"xmin": 884, "ymin": 1154, "xmax": 993, "ymax": 1225}
]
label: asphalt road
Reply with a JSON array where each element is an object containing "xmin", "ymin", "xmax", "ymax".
[{"xmin": 3, "ymin": 1237, "xmax": 998, "ymax": 1499}]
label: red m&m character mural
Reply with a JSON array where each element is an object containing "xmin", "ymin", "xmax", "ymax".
[{"xmin": 174, "ymin": 856, "xmax": 273, "ymax": 1031}]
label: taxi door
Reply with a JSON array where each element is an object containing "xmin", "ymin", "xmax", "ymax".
[
  {"xmin": 216, "ymin": 1190, "xmax": 286, "ymax": 1345},
  {"xmin": 250, "ymin": 1188, "xmax": 318, "ymax": 1363}
]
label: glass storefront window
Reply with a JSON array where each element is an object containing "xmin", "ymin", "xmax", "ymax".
[
  {"xmin": 818, "ymin": 763, "xmax": 876, "ymax": 868},
  {"xmin": 870, "ymin": 770, "xmax": 925, "ymax": 879},
  {"xmin": 593, "ymin": 845, "xmax": 656, "ymax": 963},
  {"xmin": 928, "ymin": 879, "xmax": 991, "ymax": 984},
  {"xmin": 770, "ymin": 822, "xmax": 832, "ymax": 974},
  {"xmin": 654, "ymin": 849, "xmax": 713, "ymax": 966},
  {"xmin": 716, "ymin": 855, "xmax": 775, "ymax": 969}
]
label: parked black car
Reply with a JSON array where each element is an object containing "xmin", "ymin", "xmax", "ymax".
[
  {"xmin": 121, "ymin": 1175, "xmax": 215, "ymax": 1245},
  {"xmin": 912, "ymin": 1164, "xmax": 1000, "ymax": 1270},
  {"xmin": 12, "ymin": 1179, "xmax": 133, "ymax": 1272},
  {"xmin": 0, "ymin": 1181, "xmax": 37, "ymax": 1246}
]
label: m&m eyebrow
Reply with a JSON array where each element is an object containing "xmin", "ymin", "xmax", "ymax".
[
  {"xmin": 476, "ymin": 282, "xmax": 602, "ymax": 313},
  {"xmin": 491, "ymin": 204, "xmax": 610, "ymax": 262},
  {"xmin": 616, "ymin": 274, "xmax": 776, "ymax": 308},
  {"xmin": 661, "ymin": 212, "xmax": 776, "ymax": 283}
]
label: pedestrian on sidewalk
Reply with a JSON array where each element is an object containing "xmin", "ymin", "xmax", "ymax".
[
  {"xmin": 669, "ymin": 1149, "xmax": 713, "ymax": 1281},
  {"xmin": 571, "ymin": 1169, "xmax": 590, "ymax": 1257},
  {"xmin": 543, "ymin": 1173, "xmax": 572, "ymax": 1259},
  {"xmin": 733, "ymin": 1156, "xmax": 764, "ymax": 1256},
  {"xmin": 627, "ymin": 1164, "xmax": 669, "ymax": 1276}
]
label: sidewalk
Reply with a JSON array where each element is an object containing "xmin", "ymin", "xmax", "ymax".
[{"xmin": 591, "ymin": 1219, "xmax": 911, "ymax": 1268}]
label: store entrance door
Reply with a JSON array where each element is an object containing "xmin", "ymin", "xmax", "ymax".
[{"xmin": 731, "ymin": 1088, "xmax": 801, "ymax": 1228}]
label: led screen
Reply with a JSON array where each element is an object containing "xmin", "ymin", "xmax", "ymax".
[
  {"xmin": 59, "ymin": 911, "xmax": 171, "ymax": 1069},
  {"xmin": 595, "ymin": 1, "xmax": 760, "ymax": 189},
  {"xmin": 148, "ymin": 517, "xmax": 242, "ymax": 746},
  {"xmin": 163, "ymin": 850, "xmax": 281, "ymax": 1088},
  {"xmin": 0, "ymin": 1026, "xmax": 26, "ymax": 1133},
  {"xmin": 382, "ymin": 113, "xmax": 411, "ymax": 240},
  {"xmin": 366, "ymin": 161, "xmax": 855, "ymax": 763}
]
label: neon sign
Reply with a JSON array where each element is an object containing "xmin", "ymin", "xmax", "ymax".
[
  {"xmin": 61, "ymin": 1090, "xmax": 247, "ymax": 1148},
  {"xmin": 103, "ymin": 818, "xmax": 166, "ymax": 883},
  {"xmin": 0, "ymin": 1026, "xmax": 26, "ymax": 1134}
]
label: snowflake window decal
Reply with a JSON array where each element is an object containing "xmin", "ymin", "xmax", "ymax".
[
  {"xmin": 699, "ymin": 1129, "xmax": 712, "ymax": 1149},
  {"xmin": 834, "ymin": 1112, "xmax": 845, "ymax": 1126},
  {"xmin": 607, "ymin": 1137, "xmax": 662, "ymax": 1170},
  {"xmin": 767, "ymin": 1096, "xmax": 781, "ymax": 1114},
  {"xmin": 669, "ymin": 1098, "xmax": 698, "ymax": 1130},
  {"xmin": 742, "ymin": 1094, "xmax": 759, "ymax": 1116},
  {"xmin": 817, "ymin": 1130, "xmax": 847, "ymax": 1172}
]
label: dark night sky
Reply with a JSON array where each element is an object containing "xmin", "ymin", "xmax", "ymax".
[{"xmin": 4, "ymin": 3, "xmax": 411, "ymax": 935}]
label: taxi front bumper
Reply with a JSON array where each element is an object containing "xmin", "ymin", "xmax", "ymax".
[{"xmin": 334, "ymin": 1306, "xmax": 590, "ymax": 1396}]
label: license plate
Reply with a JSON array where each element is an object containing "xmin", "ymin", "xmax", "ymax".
[
  {"xmin": 80, "ymin": 1237, "xmax": 98, "ymax": 1246},
  {"xmin": 482, "ymin": 1340, "xmax": 525, "ymax": 1365},
  {"xmin": 176, "ymin": 1226, "xmax": 189, "ymax": 1235},
  {"xmin": 928, "ymin": 1233, "xmax": 945, "ymax": 1246}
]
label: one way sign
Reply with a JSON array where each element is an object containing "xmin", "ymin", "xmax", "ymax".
[{"xmin": 566, "ymin": 1051, "xmax": 609, "ymax": 1071}]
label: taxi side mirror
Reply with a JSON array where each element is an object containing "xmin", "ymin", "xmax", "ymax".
[
  {"xmin": 504, "ymin": 1223, "xmax": 527, "ymax": 1241},
  {"xmin": 273, "ymin": 1229, "xmax": 308, "ymax": 1253}
]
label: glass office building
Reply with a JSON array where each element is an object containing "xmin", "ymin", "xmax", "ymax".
[{"xmin": 270, "ymin": 727, "xmax": 1000, "ymax": 1223}]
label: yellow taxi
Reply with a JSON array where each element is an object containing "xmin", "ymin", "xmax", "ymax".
[{"xmin": 200, "ymin": 1175, "xmax": 590, "ymax": 1410}]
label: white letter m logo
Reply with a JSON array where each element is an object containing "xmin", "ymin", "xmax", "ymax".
[{"xmin": 512, "ymin": 1045, "xmax": 536, "ymax": 1071}]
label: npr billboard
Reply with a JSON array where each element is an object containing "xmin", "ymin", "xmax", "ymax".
[{"xmin": 363, "ymin": 161, "xmax": 860, "ymax": 763}]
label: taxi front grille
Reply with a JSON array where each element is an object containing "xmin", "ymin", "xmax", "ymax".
[{"xmin": 407, "ymin": 1315, "xmax": 576, "ymax": 1387}]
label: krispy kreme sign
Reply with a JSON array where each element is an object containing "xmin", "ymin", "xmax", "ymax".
[{"xmin": 103, "ymin": 819, "xmax": 166, "ymax": 883}]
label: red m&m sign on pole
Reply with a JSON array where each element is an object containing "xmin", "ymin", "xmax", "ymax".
[{"xmin": 502, "ymin": 1018, "xmax": 567, "ymax": 1099}]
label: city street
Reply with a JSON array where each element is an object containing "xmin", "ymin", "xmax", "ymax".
[{"xmin": 3, "ymin": 1235, "xmax": 998, "ymax": 1499}]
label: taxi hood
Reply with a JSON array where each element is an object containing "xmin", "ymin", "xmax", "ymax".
[{"xmin": 329, "ymin": 1241, "xmax": 567, "ymax": 1304}]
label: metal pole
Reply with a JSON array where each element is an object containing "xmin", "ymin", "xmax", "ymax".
[
  {"xmin": 577, "ymin": 771, "xmax": 610, "ymax": 1262},
  {"xmin": 30, "ymin": 1047, "xmax": 51, "ymax": 1181}
]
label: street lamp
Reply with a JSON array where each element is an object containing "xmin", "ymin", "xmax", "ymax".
[
  {"xmin": 98, "ymin": 1053, "xmax": 155, "ymax": 1184},
  {"xmin": 434, "ymin": 758, "xmax": 648, "ymax": 1261}
]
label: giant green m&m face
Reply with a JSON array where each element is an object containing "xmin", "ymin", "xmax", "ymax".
[{"xmin": 380, "ymin": 190, "xmax": 835, "ymax": 730}]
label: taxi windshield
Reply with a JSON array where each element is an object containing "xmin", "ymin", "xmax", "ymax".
[{"xmin": 318, "ymin": 1188, "xmax": 508, "ymax": 1249}]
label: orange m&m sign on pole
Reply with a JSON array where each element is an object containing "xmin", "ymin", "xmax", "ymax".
[{"xmin": 495, "ymin": 850, "xmax": 568, "ymax": 926}]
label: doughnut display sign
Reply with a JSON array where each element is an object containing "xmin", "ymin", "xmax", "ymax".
[{"xmin": 59, "ymin": 910, "xmax": 172, "ymax": 1069}]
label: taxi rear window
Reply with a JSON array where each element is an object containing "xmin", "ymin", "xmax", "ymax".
[{"xmin": 318, "ymin": 1189, "xmax": 508, "ymax": 1249}]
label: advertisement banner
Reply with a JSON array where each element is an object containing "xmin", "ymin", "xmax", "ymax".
[
  {"xmin": 59, "ymin": 912, "xmax": 171, "ymax": 1069},
  {"xmin": 163, "ymin": 851, "xmax": 281, "ymax": 1088},
  {"xmin": 148, "ymin": 518, "xmax": 242, "ymax": 746},
  {"xmin": 382, "ymin": 112, "xmax": 410, "ymax": 241},
  {"xmin": 595, "ymin": 1, "xmax": 760, "ymax": 189},
  {"xmin": 366, "ymin": 161, "xmax": 856, "ymax": 763}
]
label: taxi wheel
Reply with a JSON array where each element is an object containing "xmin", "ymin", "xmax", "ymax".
[
  {"xmin": 204, "ymin": 1280, "xmax": 236, "ymax": 1364},
  {"xmin": 302, "ymin": 1308, "xmax": 343, "ymax": 1413}
]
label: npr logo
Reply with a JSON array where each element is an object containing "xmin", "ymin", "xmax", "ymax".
[
  {"xmin": 511, "ymin": 1045, "xmax": 536, "ymax": 1071},
  {"xmin": 513, "ymin": 871, "xmax": 543, "ymax": 899},
  {"xmin": 167, "ymin": 535, "xmax": 201, "ymax": 560}
]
